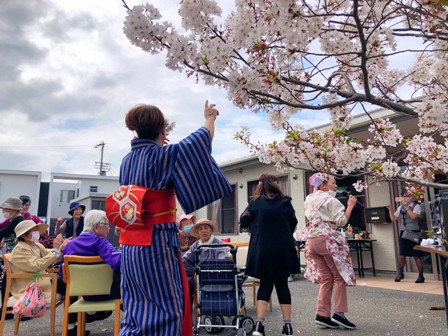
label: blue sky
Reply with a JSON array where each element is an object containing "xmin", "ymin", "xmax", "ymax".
[{"xmin": 0, "ymin": 0, "xmax": 328, "ymax": 180}]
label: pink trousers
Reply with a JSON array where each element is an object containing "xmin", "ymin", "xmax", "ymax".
[{"xmin": 307, "ymin": 235, "xmax": 348, "ymax": 317}]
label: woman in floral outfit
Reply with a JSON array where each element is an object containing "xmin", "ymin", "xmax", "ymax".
[{"xmin": 304, "ymin": 173, "xmax": 357, "ymax": 330}]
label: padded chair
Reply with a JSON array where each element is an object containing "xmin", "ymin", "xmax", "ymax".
[
  {"xmin": 0, "ymin": 253, "xmax": 61, "ymax": 336},
  {"xmin": 61, "ymin": 255, "xmax": 121, "ymax": 336}
]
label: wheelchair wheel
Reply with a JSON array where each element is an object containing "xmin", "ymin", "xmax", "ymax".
[
  {"xmin": 204, "ymin": 315, "xmax": 216, "ymax": 334},
  {"xmin": 213, "ymin": 316, "xmax": 225, "ymax": 333},
  {"xmin": 240, "ymin": 316, "xmax": 254, "ymax": 333}
]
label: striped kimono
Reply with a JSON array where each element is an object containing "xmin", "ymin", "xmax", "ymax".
[{"xmin": 119, "ymin": 127, "xmax": 232, "ymax": 336}]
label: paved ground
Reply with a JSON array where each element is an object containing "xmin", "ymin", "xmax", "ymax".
[{"xmin": 2, "ymin": 274, "xmax": 447, "ymax": 335}]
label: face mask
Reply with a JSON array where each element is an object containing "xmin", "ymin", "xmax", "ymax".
[
  {"xmin": 29, "ymin": 231, "xmax": 40, "ymax": 242},
  {"xmin": 327, "ymin": 190, "xmax": 337, "ymax": 198},
  {"xmin": 2, "ymin": 212, "xmax": 13, "ymax": 219}
]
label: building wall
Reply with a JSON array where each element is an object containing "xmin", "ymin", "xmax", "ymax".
[{"xmin": 0, "ymin": 170, "xmax": 41, "ymax": 221}]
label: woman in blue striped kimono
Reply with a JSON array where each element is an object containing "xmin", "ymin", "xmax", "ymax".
[{"xmin": 118, "ymin": 101, "xmax": 232, "ymax": 336}]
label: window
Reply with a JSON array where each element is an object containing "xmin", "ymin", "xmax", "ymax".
[
  {"xmin": 207, "ymin": 184, "xmax": 237, "ymax": 234},
  {"xmin": 60, "ymin": 190, "xmax": 76, "ymax": 203},
  {"xmin": 91, "ymin": 200, "xmax": 105, "ymax": 211},
  {"xmin": 89, "ymin": 186, "xmax": 98, "ymax": 192},
  {"xmin": 247, "ymin": 175, "xmax": 290, "ymax": 201}
]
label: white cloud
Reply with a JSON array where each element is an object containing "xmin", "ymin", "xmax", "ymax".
[{"xmin": 0, "ymin": 0, "xmax": 331, "ymax": 181}]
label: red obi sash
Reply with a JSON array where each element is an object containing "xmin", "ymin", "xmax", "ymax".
[{"xmin": 105, "ymin": 185, "xmax": 177, "ymax": 246}]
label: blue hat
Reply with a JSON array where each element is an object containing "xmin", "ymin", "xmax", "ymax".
[{"xmin": 68, "ymin": 202, "xmax": 86, "ymax": 216}]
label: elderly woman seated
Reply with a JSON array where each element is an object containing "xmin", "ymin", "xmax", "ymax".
[
  {"xmin": 182, "ymin": 218, "xmax": 228, "ymax": 306},
  {"xmin": 58, "ymin": 209, "xmax": 121, "ymax": 335},
  {"xmin": 8, "ymin": 220, "xmax": 70, "ymax": 308}
]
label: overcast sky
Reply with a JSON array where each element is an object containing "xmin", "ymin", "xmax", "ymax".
[{"xmin": 0, "ymin": 0, "xmax": 329, "ymax": 181}]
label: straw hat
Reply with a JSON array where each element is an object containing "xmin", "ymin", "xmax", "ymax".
[
  {"xmin": 0, "ymin": 197, "xmax": 22, "ymax": 211},
  {"xmin": 189, "ymin": 218, "xmax": 216, "ymax": 238},
  {"xmin": 14, "ymin": 220, "xmax": 49, "ymax": 238}
]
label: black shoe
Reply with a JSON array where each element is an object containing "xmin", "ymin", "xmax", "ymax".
[
  {"xmin": 415, "ymin": 275, "xmax": 425, "ymax": 283},
  {"xmin": 394, "ymin": 274, "xmax": 404, "ymax": 282},
  {"xmin": 315, "ymin": 315, "xmax": 339, "ymax": 329},
  {"xmin": 85, "ymin": 310, "xmax": 113, "ymax": 323},
  {"xmin": 20, "ymin": 316, "xmax": 33, "ymax": 321},
  {"xmin": 282, "ymin": 322, "xmax": 293, "ymax": 335},
  {"xmin": 67, "ymin": 326, "xmax": 91, "ymax": 336},
  {"xmin": 331, "ymin": 314, "xmax": 356, "ymax": 330},
  {"xmin": 253, "ymin": 321, "xmax": 265, "ymax": 336}
]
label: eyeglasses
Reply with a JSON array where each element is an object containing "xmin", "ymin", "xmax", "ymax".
[{"xmin": 97, "ymin": 222, "xmax": 111, "ymax": 227}]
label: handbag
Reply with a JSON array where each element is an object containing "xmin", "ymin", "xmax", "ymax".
[
  {"xmin": 13, "ymin": 274, "xmax": 47, "ymax": 318},
  {"xmin": 401, "ymin": 229, "xmax": 422, "ymax": 244}
]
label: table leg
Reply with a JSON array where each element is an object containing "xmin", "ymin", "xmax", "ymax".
[
  {"xmin": 369, "ymin": 241, "xmax": 376, "ymax": 276},
  {"xmin": 359, "ymin": 242, "xmax": 365, "ymax": 278}
]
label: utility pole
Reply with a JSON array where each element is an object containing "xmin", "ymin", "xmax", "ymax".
[{"xmin": 95, "ymin": 141, "xmax": 106, "ymax": 176}]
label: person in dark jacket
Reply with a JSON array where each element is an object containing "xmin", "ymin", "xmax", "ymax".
[
  {"xmin": 55, "ymin": 202, "xmax": 85, "ymax": 239},
  {"xmin": 240, "ymin": 174, "xmax": 299, "ymax": 336}
]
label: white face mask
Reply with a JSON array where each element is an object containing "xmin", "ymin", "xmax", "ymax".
[
  {"xmin": 2, "ymin": 212, "xmax": 13, "ymax": 219},
  {"xmin": 28, "ymin": 231, "xmax": 40, "ymax": 242},
  {"xmin": 327, "ymin": 190, "xmax": 337, "ymax": 198}
]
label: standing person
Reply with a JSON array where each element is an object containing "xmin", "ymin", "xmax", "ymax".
[
  {"xmin": 55, "ymin": 202, "xmax": 86, "ymax": 239},
  {"xmin": 114, "ymin": 100, "xmax": 232, "ymax": 336},
  {"xmin": 304, "ymin": 173, "xmax": 357, "ymax": 330},
  {"xmin": 239, "ymin": 174, "xmax": 299, "ymax": 336},
  {"xmin": 386, "ymin": 192, "xmax": 425, "ymax": 283}
]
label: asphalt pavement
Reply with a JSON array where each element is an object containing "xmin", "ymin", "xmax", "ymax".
[{"xmin": 2, "ymin": 276, "xmax": 447, "ymax": 335}]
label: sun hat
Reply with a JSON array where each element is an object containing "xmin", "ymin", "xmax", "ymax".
[
  {"xmin": 14, "ymin": 220, "xmax": 49, "ymax": 238},
  {"xmin": 178, "ymin": 214, "xmax": 196, "ymax": 228},
  {"xmin": 0, "ymin": 197, "xmax": 22, "ymax": 211},
  {"xmin": 68, "ymin": 202, "xmax": 86, "ymax": 216},
  {"xmin": 189, "ymin": 218, "xmax": 216, "ymax": 238}
]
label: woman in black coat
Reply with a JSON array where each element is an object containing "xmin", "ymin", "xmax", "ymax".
[{"xmin": 240, "ymin": 174, "xmax": 299, "ymax": 336}]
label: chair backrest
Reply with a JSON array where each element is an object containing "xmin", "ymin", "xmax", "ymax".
[
  {"xmin": 236, "ymin": 246, "xmax": 248, "ymax": 268},
  {"xmin": 63, "ymin": 255, "xmax": 113, "ymax": 297},
  {"xmin": 2, "ymin": 253, "xmax": 12, "ymax": 274}
]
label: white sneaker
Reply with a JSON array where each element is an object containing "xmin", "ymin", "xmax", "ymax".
[{"xmin": 288, "ymin": 275, "xmax": 294, "ymax": 282}]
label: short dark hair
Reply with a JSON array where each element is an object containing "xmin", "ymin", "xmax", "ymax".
[
  {"xmin": 19, "ymin": 195, "xmax": 31, "ymax": 205},
  {"xmin": 125, "ymin": 104, "xmax": 166, "ymax": 140}
]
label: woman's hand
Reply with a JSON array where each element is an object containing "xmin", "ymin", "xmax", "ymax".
[
  {"xmin": 56, "ymin": 217, "xmax": 64, "ymax": 225},
  {"xmin": 347, "ymin": 195, "xmax": 357, "ymax": 208},
  {"xmin": 204, "ymin": 100, "xmax": 219, "ymax": 120},
  {"xmin": 60, "ymin": 237, "xmax": 73, "ymax": 251},
  {"xmin": 53, "ymin": 234, "xmax": 72, "ymax": 250},
  {"xmin": 203, "ymin": 100, "xmax": 219, "ymax": 140}
]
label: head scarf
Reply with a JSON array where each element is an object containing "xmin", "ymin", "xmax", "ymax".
[{"xmin": 309, "ymin": 173, "xmax": 330, "ymax": 192}]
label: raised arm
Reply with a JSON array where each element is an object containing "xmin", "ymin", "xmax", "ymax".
[{"xmin": 203, "ymin": 100, "xmax": 219, "ymax": 141}]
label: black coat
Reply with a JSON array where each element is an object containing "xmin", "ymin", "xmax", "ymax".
[{"xmin": 240, "ymin": 195, "xmax": 300, "ymax": 279}]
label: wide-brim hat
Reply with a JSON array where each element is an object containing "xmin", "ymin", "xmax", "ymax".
[
  {"xmin": 189, "ymin": 218, "xmax": 216, "ymax": 238},
  {"xmin": 0, "ymin": 197, "xmax": 22, "ymax": 211},
  {"xmin": 68, "ymin": 202, "xmax": 86, "ymax": 216},
  {"xmin": 15, "ymin": 220, "xmax": 48, "ymax": 238}
]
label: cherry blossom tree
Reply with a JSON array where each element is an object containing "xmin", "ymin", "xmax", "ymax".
[{"xmin": 121, "ymin": 0, "xmax": 448, "ymax": 189}]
